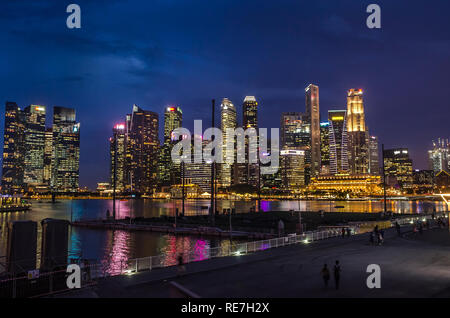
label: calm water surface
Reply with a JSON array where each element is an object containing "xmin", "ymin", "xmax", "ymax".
[{"xmin": 0, "ymin": 199, "xmax": 447, "ymax": 268}]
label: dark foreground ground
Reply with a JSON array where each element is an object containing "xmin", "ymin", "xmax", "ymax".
[{"xmin": 58, "ymin": 224, "xmax": 450, "ymax": 298}]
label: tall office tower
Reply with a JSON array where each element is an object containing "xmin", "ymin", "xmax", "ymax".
[
  {"xmin": 346, "ymin": 89, "xmax": 369, "ymax": 174},
  {"xmin": 1, "ymin": 102, "xmax": 26, "ymax": 194},
  {"xmin": 368, "ymin": 136, "xmax": 380, "ymax": 175},
  {"xmin": 127, "ymin": 104, "xmax": 159, "ymax": 194},
  {"xmin": 305, "ymin": 84, "xmax": 321, "ymax": 178},
  {"xmin": 280, "ymin": 112, "xmax": 302, "ymax": 149},
  {"xmin": 220, "ymin": 98, "xmax": 237, "ymax": 187},
  {"xmin": 383, "ymin": 148, "xmax": 413, "ymax": 189},
  {"xmin": 110, "ymin": 124, "xmax": 127, "ymax": 191},
  {"xmin": 320, "ymin": 121, "xmax": 330, "ymax": 175},
  {"xmin": 163, "ymin": 106, "xmax": 183, "ymax": 186},
  {"xmin": 51, "ymin": 106, "xmax": 80, "ymax": 192},
  {"xmin": 43, "ymin": 128, "xmax": 53, "ymax": 186},
  {"xmin": 428, "ymin": 138, "xmax": 450, "ymax": 173},
  {"xmin": 242, "ymin": 96, "xmax": 259, "ymax": 187},
  {"xmin": 280, "ymin": 149, "xmax": 306, "ymax": 190},
  {"xmin": 328, "ymin": 110, "xmax": 349, "ymax": 175},
  {"xmin": 185, "ymin": 135, "xmax": 212, "ymax": 193},
  {"xmin": 23, "ymin": 105, "xmax": 46, "ymax": 187}
]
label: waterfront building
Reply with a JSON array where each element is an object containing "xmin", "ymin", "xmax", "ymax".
[
  {"xmin": 320, "ymin": 121, "xmax": 330, "ymax": 174},
  {"xmin": 23, "ymin": 105, "xmax": 46, "ymax": 188},
  {"xmin": 328, "ymin": 110, "xmax": 349, "ymax": 175},
  {"xmin": 346, "ymin": 89, "xmax": 369, "ymax": 174},
  {"xmin": 43, "ymin": 128, "xmax": 53, "ymax": 186},
  {"xmin": 1, "ymin": 102, "xmax": 26, "ymax": 194},
  {"xmin": 435, "ymin": 170, "xmax": 450, "ymax": 192},
  {"xmin": 368, "ymin": 135, "xmax": 380, "ymax": 175},
  {"xmin": 110, "ymin": 123, "xmax": 127, "ymax": 191},
  {"xmin": 280, "ymin": 112, "xmax": 303, "ymax": 149},
  {"xmin": 412, "ymin": 169, "xmax": 435, "ymax": 194},
  {"xmin": 309, "ymin": 174, "xmax": 382, "ymax": 195},
  {"xmin": 51, "ymin": 106, "xmax": 80, "ymax": 192},
  {"xmin": 280, "ymin": 149, "xmax": 305, "ymax": 191},
  {"xmin": 181, "ymin": 135, "xmax": 211, "ymax": 193},
  {"xmin": 428, "ymin": 138, "xmax": 450, "ymax": 173},
  {"xmin": 158, "ymin": 106, "xmax": 182, "ymax": 187},
  {"xmin": 126, "ymin": 104, "xmax": 159, "ymax": 194},
  {"xmin": 305, "ymin": 84, "xmax": 321, "ymax": 178},
  {"xmin": 220, "ymin": 98, "xmax": 237, "ymax": 187},
  {"xmin": 241, "ymin": 96, "xmax": 259, "ymax": 187},
  {"xmin": 383, "ymin": 148, "xmax": 413, "ymax": 190}
]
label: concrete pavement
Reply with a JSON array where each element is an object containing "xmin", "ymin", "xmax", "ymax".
[{"xmin": 56, "ymin": 224, "xmax": 450, "ymax": 298}]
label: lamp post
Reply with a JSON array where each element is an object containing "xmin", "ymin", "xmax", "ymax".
[{"xmin": 382, "ymin": 144, "xmax": 387, "ymax": 214}]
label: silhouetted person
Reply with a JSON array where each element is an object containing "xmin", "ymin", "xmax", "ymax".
[
  {"xmin": 374, "ymin": 225, "xmax": 379, "ymax": 236},
  {"xmin": 395, "ymin": 221, "xmax": 401, "ymax": 236},
  {"xmin": 106, "ymin": 209, "xmax": 110, "ymax": 219},
  {"xmin": 369, "ymin": 231, "xmax": 375, "ymax": 245},
  {"xmin": 419, "ymin": 222, "xmax": 423, "ymax": 234},
  {"xmin": 333, "ymin": 260, "xmax": 341, "ymax": 290},
  {"xmin": 321, "ymin": 264, "xmax": 330, "ymax": 288},
  {"xmin": 346, "ymin": 228, "xmax": 351, "ymax": 238},
  {"xmin": 341, "ymin": 228, "xmax": 346, "ymax": 238},
  {"xmin": 177, "ymin": 254, "xmax": 185, "ymax": 276}
]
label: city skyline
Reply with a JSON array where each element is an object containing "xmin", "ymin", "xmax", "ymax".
[{"xmin": 2, "ymin": 0, "xmax": 450, "ymax": 189}]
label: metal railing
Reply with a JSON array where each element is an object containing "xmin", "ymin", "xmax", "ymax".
[{"xmin": 1, "ymin": 213, "xmax": 446, "ymax": 298}]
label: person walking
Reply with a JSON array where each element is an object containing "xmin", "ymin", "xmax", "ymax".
[
  {"xmin": 341, "ymin": 228, "xmax": 346, "ymax": 238},
  {"xmin": 369, "ymin": 231, "xmax": 375, "ymax": 245},
  {"xmin": 321, "ymin": 264, "xmax": 330, "ymax": 288},
  {"xmin": 177, "ymin": 254, "xmax": 185, "ymax": 276},
  {"xmin": 346, "ymin": 228, "xmax": 351, "ymax": 238},
  {"xmin": 333, "ymin": 260, "xmax": 341, "ymax": 290},
  {"xmin": 395, "ymin": 221, "xmax": 401, "ymax": 236}
]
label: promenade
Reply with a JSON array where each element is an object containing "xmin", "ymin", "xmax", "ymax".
[{"xmin": 58, "ymin": 223, "xmax": 450, "ymax": 298}]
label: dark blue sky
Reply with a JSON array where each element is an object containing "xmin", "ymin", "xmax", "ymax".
[{"xmin": 1, "ymin": 0, "xmax": 449, "ymax": 189}]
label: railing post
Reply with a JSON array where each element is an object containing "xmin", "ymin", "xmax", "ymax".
[
  {"xmin": 149, "ymin": 257, "xmax": 152, "ymax": 271},
  {"xmin": 135, "ymin": 259, "xmax": 138, "ymax": 273}
]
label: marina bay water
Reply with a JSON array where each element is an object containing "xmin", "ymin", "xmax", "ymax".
[{"xmin": 0, "ymin": 199, "xmax": 447, "ymax": 269}]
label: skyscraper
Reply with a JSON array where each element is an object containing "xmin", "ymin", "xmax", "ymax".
[
  {"xmin": 280, "ymin": 112, "xmax": 302, "ymax": 149},
  {"xmin": 328, "ymin": 110, "xmax": 349, "ymax": 175},
  {"xmin": 43, "ymin": 128, "xmax": 53, "ymax": 186},
  {"xmin": 126, "ymin": 104, "xmax": 159, "ymax": 194},
  {"xmin": 428, "ymin": 138, "xmax": 450, "ymax": 173},
  {"xmin": 347, "ymin": 89, "xmax": 369, "ymax": 174},
  {"xmin": 305, "ymin": 84, "xmax": 321, "ymax": 178},
  {"xmin": 242, "ymin": 96, "xmax": 259, "ymax": 187},
  {"xmin": 220, "ymin": 98, "xmax": 237, "ymax": 187},
  {"xmin": 320, "ymin": 121, "xmax": 330, "ymax": 175},
  {"xmin": 368, "ymin": 136, "xmax": 380, "ymax": 175},
  {"xmin": 23, "ymin": 105, "xmax": 46, "ymax": 187},
  {"xmin": 383, "ymin": 148, "xmax": 413, "ymax": 189},
  {"xmin": 1, "ymin": 102, "xmax": 26, "ymax": 194},
  {"xmin": 51, "ymin": 106, "xmax": 80, "ymax": 192},
  {"xmin": 110, "ymin": 123, "xmax": 126, "ymax": 191},
  {"xmin": 158, "ymin": 106, "xmax": 182, "ymax": 187},
  {"xmin": 280, "ymin": 149, "xmax": 306, "ymax": 190}
]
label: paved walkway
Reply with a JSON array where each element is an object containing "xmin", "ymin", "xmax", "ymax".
[{"xmin": 57, "ymin": 225, "xmax": 450, "ymax": 298}]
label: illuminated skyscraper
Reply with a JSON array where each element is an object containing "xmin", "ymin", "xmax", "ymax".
[
  {"xmin": 329, "ymin": 110, "xmax": 349, "ymax": 175},
  {"xmin": 242, "ymin": 96, "xmax": 259, "ymax": 187},
  {"xmin": 110, "ymin": 124, "xmax": 127, "ymax": 191},
  {"xmin": 158, "ymin": 106, "xmax": 182, "ymax": 187},
  {"xmin": 43, "ymin": 128, "xmax": 53, "ymax": 186},
  {"xmin": 126, "ymin": 104, "xmax": 159, "ymax": 194},
  {"xmin": 428, "ymin": 138, "xmax": 450, "ymax": 173},
  {"xmin": 383, "ymin": 148, "xmax": 413, "ymax": 189},
  {"xmin": 280, "ymin": 112, "xmax": 302, "ymax": 149},
  {"xmin": 347, "ymin": 89, "xmax": 369, "ymax": 174},
  {"xmin": 280, "ymin": 149, "xmax": 306, "ymax": 190},
  {"xmin": 51, "ymin": 106, "xmax": 80, "ymax": 192},
  {"xmin": 220, "ymin": 98, "xmax": 237, "ymax": 187},
  {"xmin": 1, "ymin": 102, "xmax": 26, "ymax": 194},
  {"xmin": 23, "ymin": 105, "xmax": 46, "ymax": 187},
  {"xmin": 368, "ymin": 136, "xmax": 380, "ymax": 175},
  {"xmin": 305, "ymin": 84, "xmax": 321, "ymax": 178},
  {"xmin": 320, "ymin": 121, "xmax": 330, "ymax": 175}
]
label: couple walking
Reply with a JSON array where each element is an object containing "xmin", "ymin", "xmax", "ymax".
[{"xmin": 320, "ymin": 260, "xmax": 341, "ymax": 290}]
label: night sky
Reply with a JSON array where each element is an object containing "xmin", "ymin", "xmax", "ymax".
[{"xmin": 1, "ymin": 0, "xmax": 449, "ymax": 189}]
